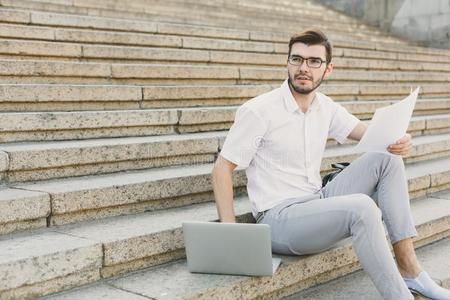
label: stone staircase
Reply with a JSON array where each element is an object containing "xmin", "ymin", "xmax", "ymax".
[
  {"xmin": 286, "ymin": 233, "xmax": 450, "ymax": 299},
  {"xmin": 0, "ymin": 0, "xmax": 449, "ymax": 299}
]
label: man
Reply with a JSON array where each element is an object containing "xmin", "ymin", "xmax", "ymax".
[{"xmin": 212, "ymin": 29, "xmax": 450, "ymax": 300}]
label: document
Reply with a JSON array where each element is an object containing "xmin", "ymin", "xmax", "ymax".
[{"xmin": 353, "ymin": 87, "xmax": 420, "ymax": 154}]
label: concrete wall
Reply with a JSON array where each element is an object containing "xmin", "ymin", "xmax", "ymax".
[{"xmin": 317, "ymin": 0, "xmax": 450, "ymax": 49}]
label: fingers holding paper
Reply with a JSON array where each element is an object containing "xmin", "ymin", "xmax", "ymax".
[
  {"xmin": 387, "ymin": 133, "xmax": 411, "ymax": 156},
  {"xmin": 353, "ymin": 87, "xmax": 419, "ymax": 154}
]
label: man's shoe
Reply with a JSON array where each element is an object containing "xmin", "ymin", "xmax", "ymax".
[{"xmin": 403, "ymin": 271, "xmax": 450, "ymax": 300}]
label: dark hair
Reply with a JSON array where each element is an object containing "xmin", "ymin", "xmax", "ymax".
[{"xmin": 288, "ymin": 29, "xmax": 332, "ymax": 64}]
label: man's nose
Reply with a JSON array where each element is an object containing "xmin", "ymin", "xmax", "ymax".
[{"xmin": 298, "ymin": 60, "xmax": 309, "ymax": 72}]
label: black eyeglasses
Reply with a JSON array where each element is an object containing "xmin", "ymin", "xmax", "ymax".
[{"xmin": 288, "ymin": 55, "xmax": 327, "ymax": 68}]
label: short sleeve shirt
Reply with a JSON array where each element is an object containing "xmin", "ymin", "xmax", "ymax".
[{"xmin": 220, "ymin": 79, "xmax": 360, "ymax": 217}]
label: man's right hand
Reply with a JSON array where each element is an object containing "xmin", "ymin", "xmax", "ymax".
[{"xmin": 211, "ymin": 155, "xmax": 238, "ymax": 223}]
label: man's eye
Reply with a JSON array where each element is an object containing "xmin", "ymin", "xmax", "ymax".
[
  {"xmin": 292, "ymin": 57, "xmax": 302, "ymax": 62},
  {"xmin": 310, "ymin": 59, "xmax": 322, "ymax": 64}
]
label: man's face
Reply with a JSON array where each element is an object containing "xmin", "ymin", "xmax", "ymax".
[{"xmin": 287, "ymin": 42, "xmax": 333, "ymax": 95}]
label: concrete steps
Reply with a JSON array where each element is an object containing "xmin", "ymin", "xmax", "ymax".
[
  {"xmin": 0, "ymin": 0, "xmax": 407, "ymax": 42},
  {"xmin": 0, "ymin": 103, "xmax": 449, "ymax": 143},
  {"xmin": 0, "ymin": 0, "xmax": 356, "ymax": 25},
  {"xmin": 0, "ymin": 21, "xmax": 448, "ymax": 65},
  {"xmin": 0, "ymin": 131, "xmax": 222, "ymax": 182},
  {"xmin": 0, "ymin": 26, "xmax": 450, "ymax": 70},
  {"xmin": 0, "ymin": 8, "xmax": 354, "ymax": 42},
  {"xmin": 21, "ymin": 193, "xmax": 450, "ymax": 300},
  {"xmin": 0, "ymin": 108, "xmax": 179, "ymax": 142},
  {"xmin": 0, "ymin": 8, "xmax": 448, "ymax": 58},
  {"xmin": 1, "ymin": 152, "xmax": 450, "ymax": 236},
  {"xmin": 0, "ymin": 7, "xmax": 434, "ymax": 55},
  {"xmin": 2, "ymin": 83, "xmax": 450, "ymax": 111},
  {"xmin": 0, "ymin": 0, "xmax": 360, "ymax": 28},
  {"xmin": 285, "ymin": 236, "xmax": 450, "ymax": 299},
  {"xmin": 0, "ymin": 194, "xmax": 248, "ymax": 300},
  {"xmin": 1, "ymin": 163, "xmax": 248, "ymax": 229},
  {"xmin": 0, "ymin": 188, "xmax": 50, "ymax": 235},
  {"xmin": 0, "ymin": 40, "xmax": 450, "ymax": 72},
  {"xmin": 0, "ymin": 22, "xmax": 382, "ymax": 54},
  {"xmin": 0, "ymin": 230, "xmax": 103, "ymax": 300},
  {"xmin": 40, "ymin": 237, "xmax": 450, "ymax": 299},
  {"xmin": 2, "ymin": 37, "xmax": 450, "ymax": 68},
  {"xmin": 0, "ymin": 0, "xmax": 447, "ymax": 299},
  {"xmin": 0, "ymin": 128, "xmax": 450, "ymax": 183},
  {"xmin": 2, "ymin": 60, "xmax": 450, "ymax": 85}
]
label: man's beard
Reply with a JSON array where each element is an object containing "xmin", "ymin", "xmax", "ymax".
[{"xmin": 288, "ymin": 71, "xmax": 326, "ymax": 95}]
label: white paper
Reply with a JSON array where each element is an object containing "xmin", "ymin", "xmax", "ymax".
[{"xmin": 353, "ymin": 87, "xmax": 420, "ymax": 154}]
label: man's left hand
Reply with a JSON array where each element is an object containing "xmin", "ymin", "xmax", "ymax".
[{"xmin": 387, "ymin": 133, "xmax": 412, "ymax": 156}]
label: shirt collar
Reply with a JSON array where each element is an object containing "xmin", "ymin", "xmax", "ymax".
[{"xmin": 281, "ymin": 79, "xmax": 322, "ymax": 114}]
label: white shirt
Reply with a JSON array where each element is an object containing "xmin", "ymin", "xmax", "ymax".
[{"xmin": 220, "ymin": 79, "xmax": 360, "ymax": 217}]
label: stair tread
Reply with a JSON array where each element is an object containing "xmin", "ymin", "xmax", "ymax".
[
  {"xmin": 37, "ymin": 194, "xmax": 450, "ymax": 300},
  {"xmin": 0, "ymin": 130, "xmax": 225, "ymax": 150},
  {"xmin": 0, "ymin": 159, "xmax": 449, "ymax": 264},
  {"xmin": 1, "ymin": 122, "xmax": 449, "ymax": 150},
  {"xmin": 285, "ymin": 236, "xmax": 450, "ymax": 299}
]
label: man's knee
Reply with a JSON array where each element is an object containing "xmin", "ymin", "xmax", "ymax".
[
  {"xmin": 347, "ymin": 193, "xmax": 382, "ymax": 220},
  {"xmin": 390, "ymin": 154, "xmax": 405, "ymax": 171},
  {"xmin": 363, "ymin": 152, "xmax": 404, "ymax": 171}
]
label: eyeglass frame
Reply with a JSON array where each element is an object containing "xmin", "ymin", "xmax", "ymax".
[{"xmin": 287, "ymin": 55, "xmax": 328, "ymax": 69}]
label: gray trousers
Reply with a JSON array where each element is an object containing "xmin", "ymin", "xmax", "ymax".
[{"xmin": 256, "ymin": 152, "xmax": 418, "ymax": 300}]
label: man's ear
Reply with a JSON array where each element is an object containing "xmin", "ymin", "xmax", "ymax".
[{"xmin": 323, "ymin": 62, "xmax": 333, "ymax": 79}]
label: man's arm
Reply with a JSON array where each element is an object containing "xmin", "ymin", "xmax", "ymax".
[
  {"xmin": 347, "ymin": 121, "xmax": 367, "ymax": 141},
  {"xmin": 212, "ymin": 155, "xmax": 238, "ymax": 223}
]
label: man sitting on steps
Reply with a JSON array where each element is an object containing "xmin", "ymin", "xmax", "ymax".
[{"xmin": 212, "ymin": 29, "xmax": 450, "ymax": 300}]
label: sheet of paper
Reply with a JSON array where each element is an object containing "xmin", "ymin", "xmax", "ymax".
[{"xmin": 353, "ymin": 87, "xmax": 420, "ymax": 154}]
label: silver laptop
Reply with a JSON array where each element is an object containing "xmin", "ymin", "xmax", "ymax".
[{"xmin": 182, "ymin": 221, "xmax": 282, "ymax": 276}]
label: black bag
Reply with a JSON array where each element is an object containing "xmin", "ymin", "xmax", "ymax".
[{"xmin": 322, "ymin": 162, "xmax": 350, "ymax": 188}]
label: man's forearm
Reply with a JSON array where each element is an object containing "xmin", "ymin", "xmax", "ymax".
[
  {"xmin": 212, "ymin": 166, "xmax": 236, "ymax": 223},
  {"xmin": 348, "ymin": 121, "xmax": 368, "ymax": 141}
]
